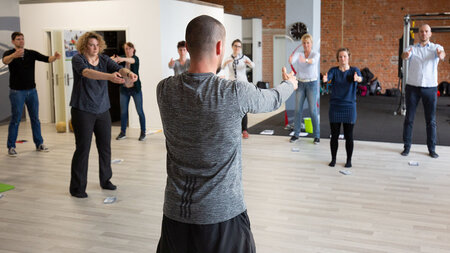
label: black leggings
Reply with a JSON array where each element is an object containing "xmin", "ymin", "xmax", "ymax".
[
  {"xmin": 242, "ymin": 114, "xmax": 248, "ymax": 132},
  {"xmin": 330, "ymin": 122, "xmax": 354, "ymax": 161}
]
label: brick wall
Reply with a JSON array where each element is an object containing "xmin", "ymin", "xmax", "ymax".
[
  {"xmin": 321, "ymin": 0, "xmax": 450, "ymax": 91},
  {"xmin": 202, "ymin": 0, "xmax": 450, "ymax": 90}
]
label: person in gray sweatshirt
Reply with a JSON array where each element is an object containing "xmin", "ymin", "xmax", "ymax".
[{"xmin": 156, "ymin": 15, "xmax": 297, "ymax": 253}]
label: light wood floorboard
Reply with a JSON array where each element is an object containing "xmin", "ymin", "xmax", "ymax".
[{"xmin": 0, "ymin": 121, "xmax": 449, "ymax": 253}]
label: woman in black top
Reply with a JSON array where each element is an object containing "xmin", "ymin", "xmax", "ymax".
[
  {"xmin": 111, "ymin": 42, "xmax": 146, "ymax": 141},
  {"xmin": 69, "ymin": 32, "xmax": 138, "ymax": 198}
]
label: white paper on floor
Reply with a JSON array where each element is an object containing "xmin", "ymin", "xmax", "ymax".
[
  {"xmin": 289, "ymin": 131, "xmax": 308, "ymax": 137},
  {"xmin": 260, "ymin": 130, "xmax": 274, "ymax": 135},
  {"xmin": 104, "ymin": 196, "xmax": 116, "ymax": 204},
  {"xmin": 111, "ymin": 159, "xmax": 124, "ymax": 164},
  {"xmin": 339, "ymin": 170, "xmax": 351, "ymax": 175},
  {"xmin": 408, "ymin": 161, "xmax": 419, "ymax": 166},
  {"xmin": 291, "ymin": 147, "xmax": 300, "ymax": 152}
]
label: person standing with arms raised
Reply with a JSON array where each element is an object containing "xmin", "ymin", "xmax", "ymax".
[
  {"xmin": 2, "ymin": 32, "xmax": 61, "ymax": 156},
  {"xmin": 323, "ymin": 48, "xmax": 362, "ymax": 168},
  {"xmin": 222, "ymin": 39, "xmax": 255, "ymax": 139},
  {"xmin": 401, "ymin": 24, "xmax": 445, "ymax": 158},
  {"xmin": 288, "ymin": 33, "xmax": 321, "ymax": 145},
  {"xmin": 111, "ymin": 42, "xmax": 147, "ymax": 141},
  {"xmin": 168, "ymin": 41, "xmax": 190, "ymax": 75},
  {"xmin": 69, "ymin": 32, "xmax": 138, "ymax": 198},
  {"xmin": 156, "ymin": 15, "xmax": 297, "ymax": 252}
]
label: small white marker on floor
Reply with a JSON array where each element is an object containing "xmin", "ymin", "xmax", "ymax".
[
  {"xmin": 111, "ymin": 159, "xmax": 124, "ymax": 164},
  {"xmin": 408, "ymin": 161, "xmax": 419, "ymax": 166},
  {"xmin": 339, "ymin": 170, "xmax": 351, "ymax": 175},
  {"xmin": 104, "ymin": 196, "xmax": 116, "ymax": 204}
]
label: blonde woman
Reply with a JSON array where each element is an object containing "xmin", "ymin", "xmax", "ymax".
[
  {"xmin": 69, "ymin": 32, "xmax": 138, "ymax": 198},
  {"xmin": 288, "ymin": 33, "xmax": 320, "ymax": 145}
]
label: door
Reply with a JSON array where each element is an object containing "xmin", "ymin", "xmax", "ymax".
[
  {"xmin": 273, "ymin": 35, "xmax": 286, "ymax": 87},
  {"xmin": 48, "ymin": 30, "xmax": 84, "ymax": 131},
  {"xmin": 50, "ymin": 30, "xmax": 66, "ymax": 127}
]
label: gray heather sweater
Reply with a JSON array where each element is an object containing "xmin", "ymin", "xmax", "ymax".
[{"xmin": 157, "ymin": 72, "xmax": 294, "ymax": 224}]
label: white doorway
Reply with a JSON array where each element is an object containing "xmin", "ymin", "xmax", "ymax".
[{"xmin": 273, "ymin": 35, "xmax": 286, "ymax": 87}]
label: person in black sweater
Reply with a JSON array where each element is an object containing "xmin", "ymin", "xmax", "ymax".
[{"xmin": 2, "ymin": 32, "xmax": 61, "ymax": 157}]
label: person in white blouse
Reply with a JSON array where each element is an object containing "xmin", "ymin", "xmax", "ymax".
[
  {"xmin": 288, "ymin": 33, "xmax": 320, "ymax": 145},
  {"xmin": 222, "ymin": 39, "xmax": 255, "ymax": 139}
]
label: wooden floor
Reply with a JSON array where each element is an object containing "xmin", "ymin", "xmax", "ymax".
[{"xmin": 1, "ymin": 118, "xmax": 450, "ymax": 253}]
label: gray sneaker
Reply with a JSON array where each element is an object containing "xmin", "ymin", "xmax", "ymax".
[
  {"xmin": 36, "ymin": 144, "xmax": 49, "ymax": 152},
  {"xmin": 8, "ymin": 148, "xmax": 17, "ymax": 157}
]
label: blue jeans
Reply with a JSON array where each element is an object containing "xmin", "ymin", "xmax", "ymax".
[
  {"xmin": 120, "ymin": 89, "xmax": 146, "ymax": 133},
  {"xmin": 403, "ymin": 85, "xmax": 437, "ymax": 152},
  {"xmin": 7, "ymin": 88, "xmax": 43, "ymax": 149},
  {"xmin": 293, "ymin": 80, "xmax": 320, "ymax": 138}
]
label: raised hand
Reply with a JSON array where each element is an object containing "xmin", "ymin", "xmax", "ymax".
[
  {"xmin": 224, "ymin": 59, "xmax": 233, "ymax": 66},
  {"xmin": 54, "ymin": 51, "xmax": 61, "ymax": 59},
  {"xmin": 298, "ymin": 54, "xmax": 306, "ymax": 63},
  {"xmin": 109, "ymin": 72, "xmax": 125, "ymax": 84},
  {"xmin": 14, "ymin": 48, "xmax": 24, "ymax": 58},
  {"xmin": 282, "ymin": 67, "xmax": 298, "ymax": 90},
  {"xmin": 128, "ymin": 72, "xmax": 138, "ymax": 83},
  {"xmin": 354, "ymin": 72, "xmax": 362, "ymax": 82},
  {"xmin": 402, "ymin": 47, "xmax": 412, "ymax": 59},
  {"xmin": 168, "ymin": 58, "xmax": 175, "ymax": 67},
  {"xmin": 437, "ymin": 48, "xmax": 446, "ymax": 61},
  {"xmin": 323, "ymin": 73, "xmax": 328, "ymax": 83}
]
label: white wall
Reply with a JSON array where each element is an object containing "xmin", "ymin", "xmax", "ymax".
[
  {"xmin": 222, "ymin": 13, "xmax": 242, "ymax": 79},
  {"xmin": 160, "ymin": 0, "xmax": 224, "ymax": 79},
  {"xmin": 223, "ymin": 13, "xmax": 242, "ymax": 58},
  {"xmin": 251, "ymin": 18, "xmax": 262, "ymax": 83},
  {"xmin": 19, "ymin": 0, "xmax": 162, "ymax": 128}
]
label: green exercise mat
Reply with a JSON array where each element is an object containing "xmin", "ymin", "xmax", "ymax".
[{"xmin": 0, "ymin": 183, "xmax": 15, "ymax": 193}]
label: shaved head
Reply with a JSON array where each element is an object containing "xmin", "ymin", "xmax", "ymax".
[
  {"xmin": 418, "ymin": 23, "xmax": 432, "ymax": 44},
  {"xmin": 185, "ymin": 15, "xmax": 226, "ymax": 59}
]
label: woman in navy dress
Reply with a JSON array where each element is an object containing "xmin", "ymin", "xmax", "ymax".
[{"xmin": 323, "ymin": 48, "xmax": 362, "ymax": 168}]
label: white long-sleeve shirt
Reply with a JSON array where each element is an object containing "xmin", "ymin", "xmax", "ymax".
[
  {"xmin": 292, "ymin": 50, "xmax": 320, "ymax": 81},
  {"xmin": 222, "ymin": 54, "xmax": 255, "ymax": 82},
  {"xmin": 405, "ymin": 42, "xmax": 444, "ymax": 87}
]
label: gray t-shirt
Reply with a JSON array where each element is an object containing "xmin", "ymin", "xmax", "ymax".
[
  {"xmin": 169, "ymin": 59, "xmax": 190, "ymax": 75},
  {"xmin": 157, "ymin": 72, "xmax": 294, "ymax": 224}
]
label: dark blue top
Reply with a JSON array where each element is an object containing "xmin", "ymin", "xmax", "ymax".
[
  {"xmin": 327, "ymin": 66, "xmax": 361, "ymax": 106},
  {"xmin": 119, "ymin": 55, "xmax": 141, "ymax": 94},
  {"xmin": 70, "ymin": 53, "xmax": 122, "ymax": 114},
  {"xmin": 3, "ymin": 49, "xmax": 49, "ymax": 90},
  {"xmin": 327, "ymin": 66, "xmax": 361, "ymax": 123}
]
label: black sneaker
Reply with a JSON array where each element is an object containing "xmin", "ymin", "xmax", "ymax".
[
  {"xmin": 401, "ymin": 148, "xmax": 410, "ymax": 156},
  {"xmin": 116, "ymin": 132, "xmax": 126, "ymax": 140},
  {"xmin": 313, "ymin": 138, "xmax": 320, "ymax": 144},
  {"xmin": 36, "ymin": 144, "xmax": 49, "ymax": 152},
  {"xmin": 139, "ymin": 131, "xmax": 146, "ymax": 141},
  {"xmin": 290, "ymin": 136, "xmax": 299, "ymax": 143},
  {"xmin": 101, "ymin": 181, "xmax": 117, "ymax": 190},
  {"xmin": 429, "ymin": 151, "xmax": 439, "ymax": 158},
  {"xmin": 8, "ymin": 148, "xmax": 17, "ymax": 157}
]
